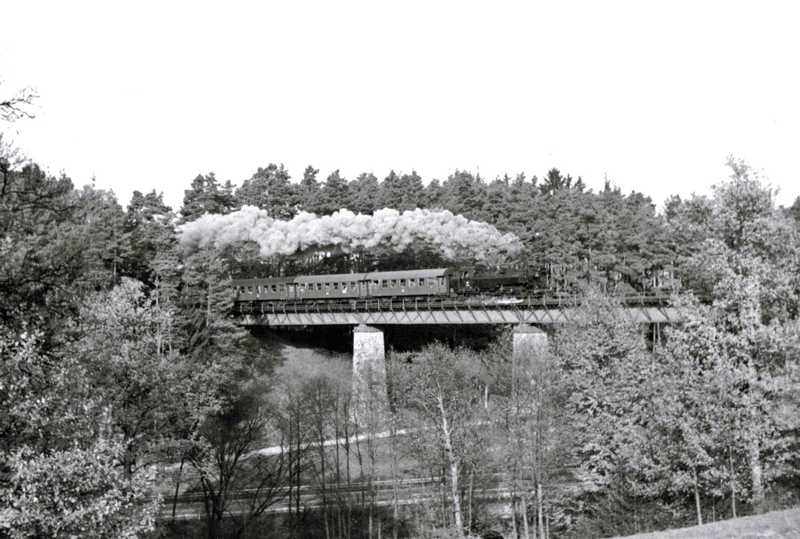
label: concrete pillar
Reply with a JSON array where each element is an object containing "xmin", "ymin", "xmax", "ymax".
[
  {"xmin": 506, "ymin": 325, "xmax": 548, "ymax": 415},
  {"xmin": 351, "ymin": 324, "xmax": 387, "ymax": 426},
  {"xmin": 512, "ymin": 324, "xmax": 548, "ymax": 362}
]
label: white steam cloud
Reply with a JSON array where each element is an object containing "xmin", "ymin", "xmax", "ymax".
[{"xmin": 179, "ymin": 207, "xmax": 523, "ymax": 261}]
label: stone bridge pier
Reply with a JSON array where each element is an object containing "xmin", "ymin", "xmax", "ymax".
[
  {"xmin": 350, "ymin": 325, "xmax": 388, "ymax": 425},
  {"xmin": 512, "ymin": 324, "xmax": 548, "ymax": 362},
  {"xmin": 350, "ymin": 324, "xmax": 549, "ymax": 426}
]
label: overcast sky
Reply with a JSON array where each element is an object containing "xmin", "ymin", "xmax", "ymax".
[{"xmin": 1, "ymin": 1, "xmax": 798, "ymax": 213}]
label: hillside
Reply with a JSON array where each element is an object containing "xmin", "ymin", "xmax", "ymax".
[{"xmin": 621, "ymin": 508, "xmax": 800, "ymax": 539}]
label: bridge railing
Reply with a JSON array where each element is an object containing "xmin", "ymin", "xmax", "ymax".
[{"xmin": 235, "ymin": 291, "xmax": 673, "ymax": 315}]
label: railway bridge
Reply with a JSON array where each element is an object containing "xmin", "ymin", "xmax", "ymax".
[
  {"xmin": 237, "ymin": 294, "xmax": 678, "ymax": 423},
  {"xmin": 237, "ymin": 293, "xmax": 677, "ymax": 326}
]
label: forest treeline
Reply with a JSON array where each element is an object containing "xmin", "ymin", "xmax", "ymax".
[{"xmin": 2, "ymin": 108, "xmax": 800, "ymax": 539}]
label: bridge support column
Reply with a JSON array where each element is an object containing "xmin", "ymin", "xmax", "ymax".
[
  {"xmin": 351, "ymin": 324, "xmax": 387, "ymax": 426},
  {"xmin": 513, "ymin": 324, "xmax": 548, "ymax": 362}
]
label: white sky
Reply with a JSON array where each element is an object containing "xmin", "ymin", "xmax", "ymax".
[{"xmin": 1, "ymin": 1, "xmax": 798, "ymax": 213}]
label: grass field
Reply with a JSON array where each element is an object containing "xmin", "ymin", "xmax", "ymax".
[{"xmin": 620, "ymin": 507, "xmax": 800, "ymax": 539}]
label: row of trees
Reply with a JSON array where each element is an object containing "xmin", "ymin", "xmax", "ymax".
[
  {"xmin": 1, "ymin": 87, "xmax": 272, "ymax": 536},
  {"xmin": 179, "ymin": 161, "xmax": 800, "ymax": 295},
  {"xmin": 387, "ymin": 165, "xmax": 800, "ymax": 537}
]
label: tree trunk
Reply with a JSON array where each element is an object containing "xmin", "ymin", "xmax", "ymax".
[
  {"xmin": 729, "ymin": 444, "xmax": 737, "ymax": 519},
  {"xmin": 345, "ymin": 421, "xmax": 352, "ymax": 539},
  {"xmin": 287, "ymin": 418, "xmax": 294, "ymax": 538},
  {"xmin": 296, "ymin": 412, "xmax": 302, "ymax": 528},
  {"xmin": 537, "ymin": 482, "xmax": 545, "ymax": 539},
  {"xmin": 389, "ymin": 415, "xmax": 399, "ymax": 539},
  {"xmin": 749, "ymin": 437, "xmax": 764, "ymax": 511},
  {"xmin": 172, "ymin": 457, "xmax": 184, "ymax": 521},
  {"xmin": 693, "ymin": 467, "xmax": 703, "ymax": 526},
  {"xmin": 510, "ymin": 497, "xmax": 518, "ymax": 539},
  {"xmin": 208, "ymin": 515, "xmax": 221, "ymax": 539},
  {"xmin": 545, "ymin": 512, "xmax": 550, "ymax": 539},
  {"xmin": 467, "ymin": 471, "xmax": 474, "ymax": 536},
  {"xmin": 522, "ymin": 495, "xmax": 530, "ymax": 539},
  {"xmin": 437, "ymin": 395, "xmax": 463, "ymax": 535},
  {"xmin": 320, "ymin": 429, "xmax": 330, "ymax": 539},
  {"xmin": 439, "ymin": 468, "xmax": 449, "ymax": 528}
]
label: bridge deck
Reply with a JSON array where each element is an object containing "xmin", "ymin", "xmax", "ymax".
[{"xmin": 238, "ymin": 295, "xmax": 678, "ymax": 326}]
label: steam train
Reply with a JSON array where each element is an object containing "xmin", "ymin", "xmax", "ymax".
[
  {"xmin": 232, "ymin": 267, "xmax": 514, "ymax": 305},
  {"xmin": 231, "ymin": 265, "xmax": 679, "ymax": 308}
]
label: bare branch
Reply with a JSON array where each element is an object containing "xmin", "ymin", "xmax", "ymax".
[{"xmin": 1, "ymin": 86, "xmax": 38, "ymax": 122}]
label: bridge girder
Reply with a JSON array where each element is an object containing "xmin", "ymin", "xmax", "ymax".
[{"xmin": 240, "ymin": 306, "xmax": 678, "ymax": 326}]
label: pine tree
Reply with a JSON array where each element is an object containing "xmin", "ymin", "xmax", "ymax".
[
  {"xmin": 180, "ymin": 172, "xmax": 235, "ymax": 222},
  {"xmin": 350, "ymin": 172, "xmax": 380, "ymax": 214},
  {"xmin": 235, "ymin": 164, "xmax": 296, "ymax": 219},
  {"xmin": 316, "ymin": 170, "xmax": 350, "ymax": 215}
]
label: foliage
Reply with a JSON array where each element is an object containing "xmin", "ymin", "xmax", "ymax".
[
  {"xmin": 234, "ymin": 165, "xmax": 294, "ymax": 219},
  {"xmin": 551, "ymin": 292, "xmax": 666, "ymax": 537},
  {"xmin": 392, "ymin": 343, "xmax": 488, "ymax": 536},
  {"xmin": 124, "ymin": 189, "xmax": 176, "ymax": 285},
  {"xmin": 185, "ymin": 382, "xmax": 288, "ymax": 539},
  {"xmin": 181, "ymin": 172, "xmax": 236, "ymax": 223},
  {"xmin": 0, "ymin": 165, "xmax": 86, "ymax": 332},
  {"xmin": 0, "ymin": 332, "xmax": 159, "ymax": 539},
  {"xmin": 67, "ymin": 279, "xmax": 220, "ymax": 471},
  {"xmin": 1, "ymin": 425, "xmax": 157, "ymax": 539}
]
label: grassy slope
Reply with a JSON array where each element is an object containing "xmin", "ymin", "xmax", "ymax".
[{"xmin": 620, "ymin": 507, "xmax": 800, "ymax": 539}]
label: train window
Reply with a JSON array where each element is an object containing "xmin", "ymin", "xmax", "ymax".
[
  {"xmin": 248, "ymin": 286, "xmax": 253, "ymax": 292},
  {"xmin": 381, "ymin": 280, "xmax": 388, "ymax": 288},
  {"xmin": 350, "ymin": 281, "xmax": 357, "ymax": 289},
  {"xmin": 373, "ymin": 281, "xmax": 380, "ymax": 289},
  {"xmin": 256, "ymin": 286, "xmax": 262, "ymax": 293},
  {"xmin": 324, "ymin": 283, "xmax": 330, "ymax": 291},
  {"xmin": 317, "ymin": 283, "xmax": 323, "ymax": 291},
  {"xmin": 399, "ymin": 279, "xmax": 406, "ymax": 287},
  {"xmin": 409, "ymin": 279, "xmax": 415, "ymax": 288},
  {"xmin": 298, "ymin": 283, "xmax": 304, "ymax": 292},
  {"xmin": 333, "ymin": 282, "xmax": 339, "ymax": 290},
  {"xmin": 427, "ymin": 278, "xmax": 435, "ymax": 286},
  {"xmin": 390, "ymin": 279, "xmax": 397, "ymax": 287},
  {"xmin": 278, "ymin": 284, "xmax": 285, "ymax": 292},
  {"xmin": 438, "ymin": 277, "xmax": 445, "ymax": 286},
  {"xmin": 271, "ymin": 285, "xmax": 277, "ymax": 292}
]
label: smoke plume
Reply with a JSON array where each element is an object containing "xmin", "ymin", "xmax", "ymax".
[{"xmin": 180, "ymin": 206, "xmax": 522, "ymax": 261}]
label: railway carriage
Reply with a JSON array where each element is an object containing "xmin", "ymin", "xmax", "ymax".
[
  {"xmin": 363, "ymin": 268, "xmax": 450, "ymax": 298},
  {"xmin": 230, "ymin": 277, "xmax": 296, "ymax": 302},
  {"xmin": 294, "ymin": 273, "xmax": 369, "ymax": 301}
]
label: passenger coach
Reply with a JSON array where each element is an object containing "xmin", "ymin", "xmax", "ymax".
[{"xmin": 231, "ymin": 268, "xmax": 454, "ymax": 305}]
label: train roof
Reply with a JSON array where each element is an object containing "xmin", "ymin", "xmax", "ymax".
[
  {"xmin": 230, "ymin": 268, "xmax": 451, "ymax": 285},
  {"xmin": 229, "ymin": 276, "xmax": 295, "ymax": 286},
  {"xmin": 292, "ymin": 273, "xmax": 370, "ymax": 283},
  {"xmin": 364, "ymin": 268, "xmax": 449, "ymax": 280}
]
